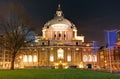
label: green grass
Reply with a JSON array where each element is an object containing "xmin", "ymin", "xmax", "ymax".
[{"xmin": 0, "ymin": 68, "xmax": 120, "ymax": 79}]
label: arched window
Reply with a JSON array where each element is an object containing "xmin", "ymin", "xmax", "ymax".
[
  {"xmin": 88, "ymin": 55, "xmax": 92, "ymax": 62},
  {"xmin": 23, "ymin": 55, "xmax": 27, "ymax": 62},
  {"xmin": 33, "ymin": 55, "xmax": 37, "ymax": 62},
  {"xmin": 28, "ymin": 55, "xmax": 32, "ymax": 62},
  {"xmin": 83, "ymin": 55, "xmax": 88, "ymax": 62}
]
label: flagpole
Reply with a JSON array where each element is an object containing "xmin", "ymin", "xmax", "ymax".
[
  {"xmin": 93, "ymin": 41, "xmax": 95, "ymax": 71},
  {"xmin": 93, "ymin": 41, "xmax": 97, "ymax": 71},
  {"xmin": 107, "ymin": 31, "xmax": 112, "ymax": 73}
]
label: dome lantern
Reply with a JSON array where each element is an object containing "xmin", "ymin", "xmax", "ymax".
[
  {"xmin": 56, "ymin": 4, "xmax": 63, "ymax": 17},
  {"xmin": 43, "ymin": 4, "xmax": 76, "ymax": 29}
]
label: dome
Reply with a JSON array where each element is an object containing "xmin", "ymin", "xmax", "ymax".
[
  {"xmin": 43, "ymin": 4, "xmax": 76, "ymax": 30},
  {"xmin": 41, "ymin": 4, "xmax": 83, "ymax": 41},
  {"xmin": 44, "ymin": 16, "xmax": 75, "ymax": 28}
]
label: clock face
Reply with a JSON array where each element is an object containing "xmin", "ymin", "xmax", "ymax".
[{"xmin": 51, "ymin": 24, "xmax": 69, "ymax": 31}]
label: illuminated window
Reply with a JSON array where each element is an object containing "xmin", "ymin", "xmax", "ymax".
[
  {"xmin": 19, "ymin": 56, "xmax": 22, "ymax": 59},
  {"xmin": 67, "ymin": 55, "xmax": 71, "ymax": 62},
  {"xmin": 68, "ymin": 48, "xmax": 70, "ymax": 50},
  {"xmin": 33, "ymin": 55, "xmax": 37, "ymax": 62},
  {"xmin": 83, "ymin": 55, "xmax": 87, "ymax": 62},
  {"xmin": 76, "ymin": 48, "xmax": 79, "ymax": 50},
  {"xmin": 57, "ymin": 48, "xmax": 64, "ymax": 59},
  {"xmin": 23, "ymin": 55, "xmax": 27, "ymax": 62},
  {"xmin": 28, "ymin": 55, "xmax": 32, "ymax": 62},
  {"xmin": 88, "ymin": 55, "xmax": 92, "ymax": 62},
  {"xmin": 51, "ymin": 24, "xmax": 68, "ymax": 31},
  {"xmin": 35, "ymin": 39, "xmax": 38, "ymax": 42},
  {"xmin": 79, "ymin": 62, "xmax": 84, "ymax": 68},
  {"xmin": 50, "ymin": 55, "xmax": 54, "ymax": 62},
  {"xmin": 86, "ymin": 44, "xmax": 90, "ymax": 46},
  {"xmin": 51, "ymin": 48, "xmax": 53, "ymax": 50}
]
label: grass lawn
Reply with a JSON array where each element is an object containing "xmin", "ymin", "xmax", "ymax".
[{"xmin": 0, "ymin": 68, "xmax": 120, "ymax": 79}]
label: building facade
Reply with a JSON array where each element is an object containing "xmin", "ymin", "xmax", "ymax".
[
  {"xmin": 99, "ymin": 30, "xmax": 120, "ymax": 71},
  {"xmin": 0, "ymin": 4, "xmax": 99, "ymax": 69}
]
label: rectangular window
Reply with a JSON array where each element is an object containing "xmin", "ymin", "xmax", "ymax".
[
  {"xmin": 50, "ymin": 55, "xmax": 54, "ymax": 62},
  {"xmin": 67, "ymin": 55, "xmax": 71, "ymax": 62},
  {"xmin": 57, "ymin": 48, "xmax": 64, "ymax": 59}
]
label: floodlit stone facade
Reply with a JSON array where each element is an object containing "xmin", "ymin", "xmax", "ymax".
[{"xmin": 0, "ymin": 4, "xmax": 99, "ymax": 69}]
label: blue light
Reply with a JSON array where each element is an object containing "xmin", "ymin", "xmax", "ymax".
[{"xmin": 104, "ymin": 30, "xmax": 117, "ymax": 49}]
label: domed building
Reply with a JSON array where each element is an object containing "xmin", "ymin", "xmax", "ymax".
[
  {"xmin": 39, "ymin": 4, "xmax": 84, "ymax": 42},
  {"xmin": 0, "ymin": 4, "xmax": 99, "ymax": 69},
  {"xmin": 43, "ymin": 11, "xmax": 82, "ymax": 41}
]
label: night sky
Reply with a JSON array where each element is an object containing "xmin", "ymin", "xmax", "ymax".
[{"xmin": 0, "ymin": 0, "xmax": 120, "ymax": 42}]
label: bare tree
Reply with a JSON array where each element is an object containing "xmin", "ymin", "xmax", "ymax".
[{"xmin": 0, "ymin": 2, "xmax": 35, "ymax": 70}]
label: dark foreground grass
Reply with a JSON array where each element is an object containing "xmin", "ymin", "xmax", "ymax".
[{"xmin": 0, "ymin": 68, "xmax": 120, "ymax": 79}]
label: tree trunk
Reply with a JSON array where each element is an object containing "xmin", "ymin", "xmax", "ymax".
[{"xmin": 10, "ymin": 52, "xmax": 16, "ymax": 70}]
